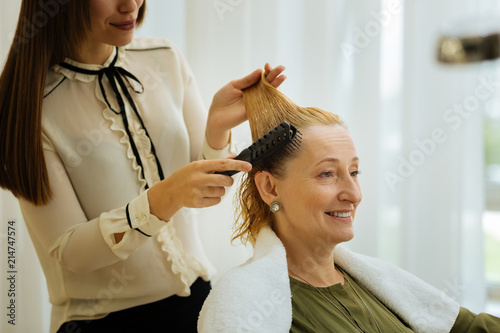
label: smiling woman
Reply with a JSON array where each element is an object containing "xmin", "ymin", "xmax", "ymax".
[
  {"xmin": 256, "ymin": 125, "xmax": 362, "ymax": 279},
  {"xmin": 266, "ymin": 125, "xmax": 362, "ymax": 263},
  {"xmin": 197, "ymin": 74, "xmax": 500, "ymax": 332},
  {"xmin": 232, "ymin": 72, "xmax": 346, "ymax": 247}
]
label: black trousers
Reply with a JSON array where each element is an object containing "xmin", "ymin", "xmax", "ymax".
[{"xmin": 57, "ymin": 278, "xmax": 211, "ymax": 333}]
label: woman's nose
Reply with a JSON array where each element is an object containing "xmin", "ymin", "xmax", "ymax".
[
  {"xmin": 338, "ymin": 175, "xmax": 362, "ymax": 204},
  {"xmin": 119, "ymin": 0, "xmax": 139, "ymax": 14}
]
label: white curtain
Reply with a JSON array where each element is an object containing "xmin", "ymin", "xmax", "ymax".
[{"xmin": 1, "ymin": 0, "xmax": 493, "ymax": 332}]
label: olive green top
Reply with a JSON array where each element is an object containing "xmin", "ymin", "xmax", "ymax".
[
  {"xmin": 450, "ymin": 307, "xmax": 500, "ymax": 332},
  {"xmin": 290, "ymin": 268, "xmax": 413, "ymax": 332},
  {"xmin": 290, "ymin": 269, "xmax": 500, "ymax": 332}
]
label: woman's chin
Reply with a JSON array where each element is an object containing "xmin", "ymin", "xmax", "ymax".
[{"xmin": 330, "ymin": 228, "xmax": 355, "ymax": 245}]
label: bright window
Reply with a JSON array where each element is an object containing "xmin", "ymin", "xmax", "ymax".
[{"xmin": 484, "ymin": 76, "xmax": 500, "ymax": 315}]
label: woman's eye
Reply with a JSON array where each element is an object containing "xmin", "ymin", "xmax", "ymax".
[
  {"xmin": 351, "ymin": 170, "xmax": 361, "ymax": 178},
  {"xmin": 321, "ymin": 172, "xmax": 333, "ymax": 178}
]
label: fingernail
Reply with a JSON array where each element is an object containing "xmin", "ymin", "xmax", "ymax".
[{"xmin": 244, "ymin": 163, "xmax": 252, "ymax": 171}]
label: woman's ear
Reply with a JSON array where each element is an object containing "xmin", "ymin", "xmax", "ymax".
[{"xmin": 254, "ymin": 171, "xmax": 279, "ymax": 206}]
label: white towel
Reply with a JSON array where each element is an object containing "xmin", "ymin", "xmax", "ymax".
[
  {"xmin": 336, "ymin": 246, "xmax": 460, "ymax": 333},
  {"xmin": 198, "ymin": 226, "xmax": 460, "ymax": 333}
]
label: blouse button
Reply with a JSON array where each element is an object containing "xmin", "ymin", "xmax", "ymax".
[
  {"xmin": 134, "ymin": 218, "xmax": 141, "ymax": 227},
  {"xmin": 179, "ymin": 259, "xmax": 185, "ymax": 266},
  {"xmin": 141, "ymin": 214, "xmax": 147, "ymax": 221}
]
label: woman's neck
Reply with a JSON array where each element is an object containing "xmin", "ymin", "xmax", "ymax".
[
  {"xmin": 277, "ymin": 229, "xmax": 344, "ymax": 287},
  {"xmin": 71, "ymin": 42, "xmax": 114, "ymax": 65}
]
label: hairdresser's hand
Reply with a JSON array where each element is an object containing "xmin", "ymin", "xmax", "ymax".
[
  {"xmin": 147, "ymin": 159, "xmax": 252, "ymax": 222},
  {"xmin": 206, "ymin": 63, "xmax": 286, "ymax": 150}
]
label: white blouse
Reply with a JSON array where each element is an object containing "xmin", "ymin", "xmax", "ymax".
[{"xmin": 18, "ymin": 37, "xmax": 236, "ymax": 333}]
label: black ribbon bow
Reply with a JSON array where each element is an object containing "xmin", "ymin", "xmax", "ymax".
[{"xmin": 59, "ymin": 47, "xmax": 165, "ymax": 188}]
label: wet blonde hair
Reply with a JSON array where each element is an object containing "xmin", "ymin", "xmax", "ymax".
[{"xmin": 233, "ymin": 73, "xmax": 345, "ymax": 245}]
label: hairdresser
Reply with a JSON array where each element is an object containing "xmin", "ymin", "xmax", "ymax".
[{"xmin": 0, "ymin": 1, "xmax": 285, "ymax": 332}]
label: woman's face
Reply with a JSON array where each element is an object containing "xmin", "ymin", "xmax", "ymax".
[
  {"xmin": 272, "ymin": 125, "xmax": 362, "ymax": 247},
  {"xmin": 88, "ymin": 0, "xmax": 144, "ymax": 51}
]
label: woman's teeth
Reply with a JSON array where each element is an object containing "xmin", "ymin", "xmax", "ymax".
[{"xmin": 326, "ymin": 211, "xmax": 352, "ymax": 217}]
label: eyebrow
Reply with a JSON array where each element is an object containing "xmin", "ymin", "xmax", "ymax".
[{"xmin": 315, "ymin": 157, "xmax": 360, "ymax": 166}]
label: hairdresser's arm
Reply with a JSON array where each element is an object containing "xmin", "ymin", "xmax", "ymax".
[
  {"xmin": 143, "ymin": 49, "xmax": 254, "ymax": 221},
  {"xmin": 19, "ymin": 147, "xmax": 251, "ymax": 274},
  {"xmin": 206, "ymin": 63, "xmax": 287, "ymax": 150},
  {"xmin": 147, "ymin": 159, "xmax": 251, "ymax": 222},
  {"xmin": 18, "ymin": 148, "xmax": 129, "ymax": 273}
]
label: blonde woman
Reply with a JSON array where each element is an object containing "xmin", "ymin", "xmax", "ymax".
[
  {"xmin": 198, "ymin": 75, "xmax": 500, "ymax": 332},
  {"xmin": 0, "ymin": 1, "xmax": 285, "ymax": 332}
]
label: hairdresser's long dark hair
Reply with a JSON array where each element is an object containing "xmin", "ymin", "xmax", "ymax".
[{"xmin": 0, "ymin": 0, "xmax": 146, "ymax": 206}]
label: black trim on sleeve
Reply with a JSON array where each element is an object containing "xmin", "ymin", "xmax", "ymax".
[
  {"xmin": 126, "ymin": 203, "xmax": 133, "ymax": 229},
  {"xmin": 135, "ymin": 228, "xmax": 152, "ymax": 237},
  {"xmin": 126, "ymin": 203, "xmax": 152, "ymax": 237}
]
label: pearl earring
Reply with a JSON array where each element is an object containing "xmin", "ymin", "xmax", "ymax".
[{"xmin": 270, "ymin": 202, "xmax": 281, "ymax": 213}]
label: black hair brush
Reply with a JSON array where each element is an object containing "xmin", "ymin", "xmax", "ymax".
[{"xmin": 215, "ymin": 121, "xmax": 302, "ymax": 176}]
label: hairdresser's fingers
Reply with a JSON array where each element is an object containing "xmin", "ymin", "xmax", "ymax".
[
  {"xmin": 269, "ymin": 74, "xmax": 287, "ymax": 88},
  {"xmin": 264, "ymin": 63, "xmax": 285, "ymax": 77},
  {"xmin": 194, "ymin": 184, "xmax": 227, "ymax": 199},
  {"xmin": 231, "ymin": 68, "xmax": 264, "ymax": 90},
  {"xmin": 264, "ymin": 63, "xmax": 286, "ymax": 88},
  {"xmin": 197, "ymin": 197, "xmax": 223, "ymax": 208},
  {"xmin": 195, "ymin": 171, "xmax": 235, "ymax": 187},
  {"xmin": 204, "ymin": 159, "xmax": 252, "ymax": 174},
  {"xmin": 148, "ymin": 159, "xmax": 252, "ymax": 219},
  {"xmin": 264, "ymin": 62, "xmax": 272, "ymax": 75}
]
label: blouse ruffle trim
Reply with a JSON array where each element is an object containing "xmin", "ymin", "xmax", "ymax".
[
  {"xmin": 102, "ymin": 108, "xmax": 162, "ymax": 192},
  {"xmin": 51, "ymin": 47, "xmax": 126, "ymax": 83},
  {"xmin": 156, "ymin": 223, "xmax": 208, "ymax": 296},
  {"xmin": 130, "ymin": 119, "xmax": 161, "ymax": 185},
  {"xmin": 84, "ymin": 45, "xmax": 161, "ymax": 191}
]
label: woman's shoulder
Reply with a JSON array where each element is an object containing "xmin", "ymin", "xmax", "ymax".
[
  {"xmin": 198, "ymin": 262, "xmax": 293, "ymax": 333},
  {"xmin": 198, "ymin": 228, "xmax": 293, "ymax": 332},
  {"xmin": 125, "ymin": 36, "xmax": 179, "ymax": 53},
  {"xmin": 44, "ymin": 70, "xmax": 67, "ymax": 99},
  {"xmin": 124, "ymin": 37, "xmax": 188, "ymax": 71}
]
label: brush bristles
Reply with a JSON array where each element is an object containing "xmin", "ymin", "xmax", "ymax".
[{"xmin": 253, "ymin": 129, "xmax": 302, "ymax": 170}]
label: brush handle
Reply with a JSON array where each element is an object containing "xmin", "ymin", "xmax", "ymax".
[{"xmin": 213, "ymin": 148, "xmax": 253, "ymax": 176}]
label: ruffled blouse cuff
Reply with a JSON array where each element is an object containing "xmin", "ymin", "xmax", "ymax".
[
  {"xmin": 126, "ymin": 190, "xmax": 167, "ymax": 237},
  {"xmin": 201, "ymin": 131, "xmax": 237, "ymax": 160}
]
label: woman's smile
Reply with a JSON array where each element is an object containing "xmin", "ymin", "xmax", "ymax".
[
  {"xmin": 110, "ymin": 19, "xmax": 136, "ymax": 30},
  {"xmin": 325, "ymin": 210, "xmax": 353, "ymax": 222}
]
